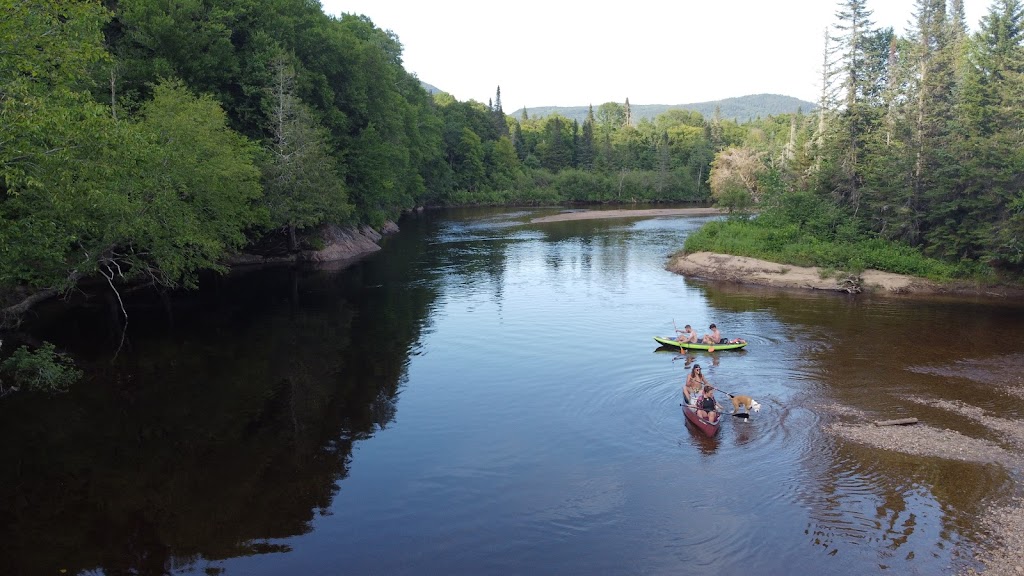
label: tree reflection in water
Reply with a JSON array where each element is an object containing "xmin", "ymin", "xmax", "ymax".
[{"xmin": 0, "ymin": 227, "xmax": 437, "ymax": 576}]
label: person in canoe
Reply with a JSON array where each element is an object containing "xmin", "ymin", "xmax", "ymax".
[
  {"xmin": 696, "ymin": 385, "xmax": 722, "ymax": 423},
  {"xmin": 675, "ymin": 324, "xmax": 699, "ymax": 344},
  {"xmin": 702, "ymin": 323, "xmax": 746, "ymax": 345},
  {"xmin": 683, "ymin": 363, "xmax": 707, "ymax": 405}
]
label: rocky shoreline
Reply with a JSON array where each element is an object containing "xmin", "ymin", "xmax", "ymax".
[{"xmin": 227, "ymin": 221, "xmax": 399, "ymax": 267}]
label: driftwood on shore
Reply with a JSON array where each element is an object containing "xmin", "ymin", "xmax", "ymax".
[{"xmin": 874, "ymin": 417, "xmax": 919, "ymax": 426}]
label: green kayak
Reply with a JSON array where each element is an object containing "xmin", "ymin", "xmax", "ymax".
[{"xmin": 654, "ymin": 336, "xmax": 747, "ymax": 351}]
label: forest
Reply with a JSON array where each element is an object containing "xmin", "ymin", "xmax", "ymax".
[
  {"xmin": 0, "ymin": 0, "xmax": 733, "ymax": 327},
  {"xmin": 692, "ymin": 0, "xmax": 1024, "ymax": 282},
  {"xmin": 2, "ymin": 0, "xmax": 1023, "ymax": 388}
]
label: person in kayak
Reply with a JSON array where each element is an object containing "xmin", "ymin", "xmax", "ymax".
[
  {"xmin": 696, "ymin": 385, "xmax": 721, "ymax": 423},
  {"xmin": 702, "ymin": 323, "xmax": 746, "ymax": 345},
  {"xmin": 675, "ymin": 324, "xmax": 698, "ymax": 343},
  {"xmin": 702, "ymin": 323, "xmax": 723, "ymax": 344},
  {"xmin": 684, "ymin": 364, "xmax": 707, "ymax": 405}
]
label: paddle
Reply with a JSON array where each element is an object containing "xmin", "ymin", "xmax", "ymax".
[
  {"xmin": 709, "ymin": 386, "xmax": 738, "ymax": 398},
  {"xmin": 672, "ymin": 319, "xmax": 686, "ymax": 353}
]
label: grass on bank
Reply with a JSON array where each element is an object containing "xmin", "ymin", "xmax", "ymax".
[{"xmin": 682, "ymin": 217, "xmax": 989, "ymax": 283}]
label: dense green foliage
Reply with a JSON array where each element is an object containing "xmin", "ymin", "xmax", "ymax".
[
  {"xmin": 2, "ymin": 0, "xmax": 729, "ymax": 327},
  {"xmin": 3, "ymin": 0, "xmax": 1023, "ymax": 339},
  {"xmin": 430, "ymin": 97, "xmax": 732, "ymax": 206},
  {"xmin": 685, "ymin": 211, "xmax": 967, "ymax": 282},
  {"xmin": 1, "ymin": 0, "xmax": 439, "ymax": 320},
  {"xmin": 0, "ymin": 342, "xmax": 82, "ymax": 396},
  {"xmin": 698, "ymin": 0, "xmax": 1024, "ymax": 282}
]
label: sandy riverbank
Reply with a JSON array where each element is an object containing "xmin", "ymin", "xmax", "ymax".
[
  {"xmin": 668, "ymin": 251, "xmax": 1024, "ymax": 298},
  {"xmin": 530, "ymin": 207, "xmax": 723, "ymax": 223}
]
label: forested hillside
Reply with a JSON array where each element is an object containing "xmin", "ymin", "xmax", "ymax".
[{"xmin": 511, "ymin": 94, "xmax": 817, "ymax": 124}]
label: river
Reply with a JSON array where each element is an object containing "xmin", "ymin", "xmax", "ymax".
[{"xmin": 2, "ymin": 207, "xmax": 1023, "ymax": 575}]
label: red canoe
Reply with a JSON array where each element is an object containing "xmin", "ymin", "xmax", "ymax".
[{"xmin": 682, "ymin": 404, "xmax": 721, "ymax": 437}]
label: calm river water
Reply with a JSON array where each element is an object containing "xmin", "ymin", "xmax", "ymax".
[{"xmin": 3, "ymin": 207, "xmax": 1023, "ymax": 575}]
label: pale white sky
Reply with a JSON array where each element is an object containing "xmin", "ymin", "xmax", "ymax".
[{"xmin": 319, "ymin": 0, "xmax": 990, "ymax": 110}]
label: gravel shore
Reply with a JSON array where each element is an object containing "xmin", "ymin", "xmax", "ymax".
[{"xmin": 820, "ymin": 376, "xmax": 1024, "ymax": 575}]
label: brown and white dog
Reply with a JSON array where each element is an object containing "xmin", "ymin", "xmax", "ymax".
[{"xmin": 728, "ymin": 394, "xmax": 761, "ymax": 415}]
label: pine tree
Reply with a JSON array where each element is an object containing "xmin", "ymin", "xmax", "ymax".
[
  {"xmin": 577, "ymin": 104, "xmax": 596, "ymax": 169},
  {"xmin": 512, "ymin": 121, "xmax": 525, "ymax": 160},
  {"xmin": 907, "ymin": 0, "xmax": 960, "ymax": 250},
  {"xmin": 571, "ymin": 120, "xmax": 580, "ymax": 168},
  {"xmin": 827, "ymin": 0, "xmax": 876, "ymax": 214},
  {"xmin": 492, "ymin": 86, "xmax": 509, "ymax": 137},
  {"xmin": 958, "ymin": 0, "xmax": 1024, "ymax": 267},
  {"xmin": 539, "ymin": 116, "xmax": 571, "ymax": 171}
]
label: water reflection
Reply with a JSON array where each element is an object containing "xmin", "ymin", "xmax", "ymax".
[
  {"xmin": 2, "ymin": 208, "xmax": 1022, "ymax": 575},
  {"xmin": 0, "ymin": 219, "xmax": 441, "ymax": 575}
]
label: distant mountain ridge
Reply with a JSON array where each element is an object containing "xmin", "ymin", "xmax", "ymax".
[
  {"xmin": 508, "ymin": 94, "xmax": 816, "ymax": 124},
  {"xmin": 420, "ymin": 81, "xmax": 442, "ymax": 95}
]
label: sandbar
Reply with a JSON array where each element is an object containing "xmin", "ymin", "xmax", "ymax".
[
  {"xmin": 667, "ymin": 251, "xmax": 1024, "ymax": 298},
  {"xmin": 530, "ymin": 207, "xmax": 723, "ymax": 223}
]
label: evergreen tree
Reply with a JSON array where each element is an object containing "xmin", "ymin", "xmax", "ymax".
[
  {"xmin": 571, "ymin": 120, "xmax": 580, "ymax": 168},
  {"xmin": 958, "ymin": 0, "xmax": 1024, "ymax": 268},
  {"xmin": 907, "ymin": 0, "xmax": 960, "ymax": 249},
  {"xmin": 538, "ymin": 115, "xmax": 572, "ymax": 171},
  {"xmin": 512, "ymin": 121, "xmax": 526, "ymax": 160},
  {"xmin": 827, "ymin": 0, "xmax": 876, "ymax": 214},
  {"xmin": 492, "ymin": 86, "xmax": 509, "ymax": 137},
  {"xmin": 577, "ymin": 105, "xmax": 596, "ymax": 169}
]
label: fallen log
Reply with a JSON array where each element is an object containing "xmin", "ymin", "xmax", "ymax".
[{"xmin": 874, "ymin": 417, "xmax": 919, "ymax": 427}]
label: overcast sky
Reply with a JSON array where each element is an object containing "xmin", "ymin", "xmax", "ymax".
[{"xmin": 319, "ymin": 0, "xmax": 991, "ymax": 111}]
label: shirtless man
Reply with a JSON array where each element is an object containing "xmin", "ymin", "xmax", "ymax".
[
  {"xmin": 702, "ymin": 323, "xmax": 746, "ymax": 345},
  {"xmin": 702, "ymin": 323, "xmax": 722, "ymax": 345},
  {"xmin": 676, "ymin": 324, "xmax": 698, "ymax": 343}
]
